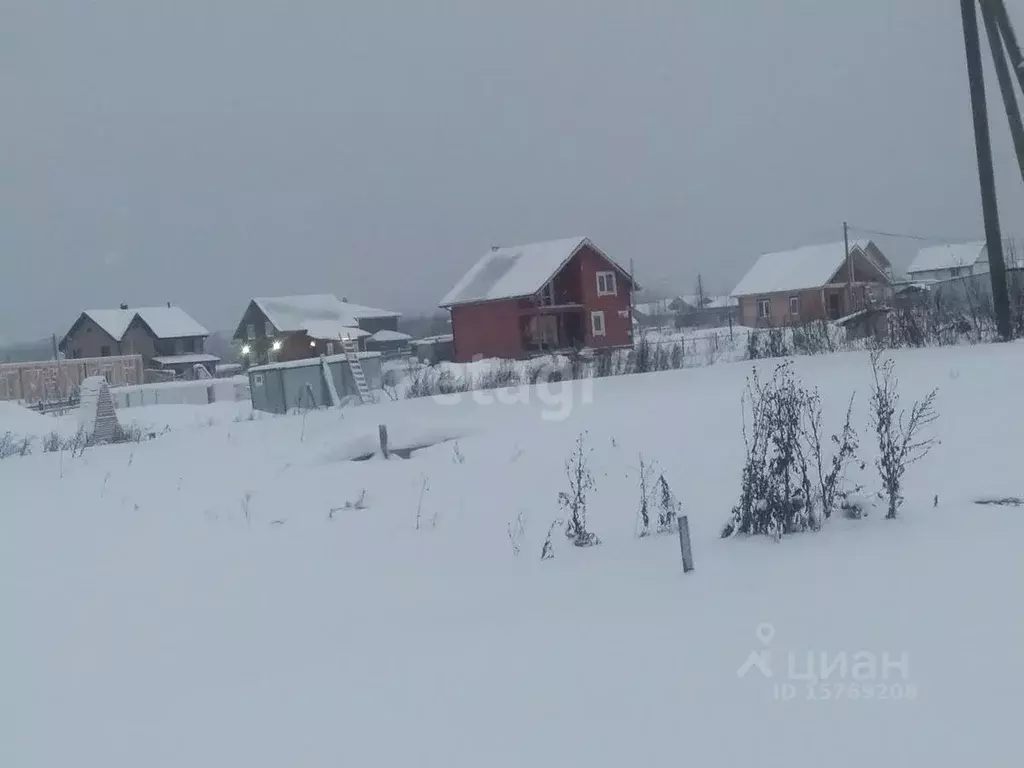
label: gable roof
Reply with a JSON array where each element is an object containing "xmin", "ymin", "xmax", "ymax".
[
  {"xmin": 731, "ymin": 240, "xmax": 886, "ymax": 297},
  {"xmin": 439, "ymin": 236, "xmax": 632, "ymax": 307},
  {"xmin": 66, "ymin": 306, "xmax": 208, "ymax": 346},
  {"xmin": 907, "ymin": 242, "xmax": 988, "ymax": 274},
  {"xmin": 242, "ymin": 294, "xmax": 399, "ymax": 340}
]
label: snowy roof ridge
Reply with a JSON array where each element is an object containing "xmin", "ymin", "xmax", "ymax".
[
  {"xmin": 907, "ymin": 241, "xmax": 989, "ymax": 274},
  {"xmin": 82, "ymin": 306, "xmax": 209, "ymax": 341},
  {"xmin": 731, "ymin": 240, "xmax": 880, "ymax": 297},
  {"xmin": 439, "ymin": 236, "xmax": 632, "ymax": 307},
  {"xmin": 251, "ymin": 294, "xmax": 400, "ymax": 337}
]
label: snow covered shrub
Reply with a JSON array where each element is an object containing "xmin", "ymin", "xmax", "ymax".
[
  {"xmin": 405, "ymin": 366, "xmax": 437, "ymax": 398},
  {"xmin": 630, "ymin": 333, "xmax": 654, "ymax": 374},
  {"xmin": 669, "ymin": 341, "xmax": 684, "ymax": 370},
  {"xmin": 436, "ymin": 369, "xmax": 468, "ymax": 396},
  {"xmin": 594, "ymin": 351, "xmax": 614, "ymax": 378},
  {"xmin": 635, "ymin": 454, "xmax": 655, "ymax": 537},
  {"xmin": 801, "ymin": 390, "xmax": 859, "ymax": 520},
  {"xmin": 0, "ymin": 431, "xmax": 31, "ymax": 459},
  {"xmin": 721, "ymin": 362, "xmax": 815, "ymax": 539},
  {"xmin": 766, "ymin": 328, "xmax": 791, "ymax": 358},
  {"xmin": 792, "ymin": 320, "xmax": 836, "ymax": 356},
  {"xmin": 869, "ymin": 350, "xmax": 939, "ymax": 519},
  {"xmin": 41, "ymin": 431, "xmax": 61, "ymax": 453},
  {"xmin": 745, "ymin": 329, "xmax": 763, "ymax": 360},
  {"xmin": 541, "ymin": 518, "xmax": 563, "ymax": 560},
  {"xmin": 559, "ymin": 432, "xmax": 600, "ymax": 547},
  {"xmin": 111, "ymin": 423, "xmax": 144, "ymax": 444},
  {"xmin": 656, "ymin": 474, "xmax": 680, "ymax": 533},
  {"xmin": 477, "ymin": 359, "xmax": 521, "ymax": 390},
  {"xmin": 507, "ymin": 512, "xmax": 525, "ymax": 556}
]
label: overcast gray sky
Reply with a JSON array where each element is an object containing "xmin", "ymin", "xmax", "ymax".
[{"xmin": 4, "ymin": 0, "xmax": 1024, "ymax": 342}]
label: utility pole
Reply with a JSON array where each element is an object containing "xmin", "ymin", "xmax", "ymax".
[
  {"xmin": 985, "ymin": 0, "xmax": 1024, "ymax": 94},
  {"xmin": 843, "ymin": 221, "xmax": 853, "ymax": 311},
  {"xmin": 980, "ymin": 0, "xmax": 1024, "ymax": 185},
  {"xmin": 962, "ymin": 0, "xmax": 1012, "ymax": 340}
]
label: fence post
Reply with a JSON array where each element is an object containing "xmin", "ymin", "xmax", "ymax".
[
  {"xmin": 379, "ymin": 424, "xmax": 389, "ymax": 459},
  {"xmin": 678, "ymin": 515, "xmax": 695, "ymax": 573}
]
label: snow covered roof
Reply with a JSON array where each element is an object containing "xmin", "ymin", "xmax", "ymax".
[
  {"xmin": 80, "ymin": 306, "xmax": 209, "ymax": 341},
  {"xmin": 439, "ymin": 237, "xmax": 631, "ymax": 307},
  {"xmin": 303, "ymin": 321, "xmax": 370, "ymax": 341},
  {"xmin": 151, "ymin": 353, "xmax": 221, "ymax": 366},
  {"xmin": 247, "ymin": 350, "xmax": 381, "ymax": 373},
  {"xmin": 369, "ymin": 329, "xmax": 412, "ymax": 342},
  {"xmin": 678, "ymin": 294, "xmax": 738, "ymax": 310},
  {"xmin": 251, "ymin": 295, "xmax": 399, "ymax": 337},
  {"xmin": 907, "ymin": 242, "xmax": 988, "ymax": 274},
  {"xmin": 731, "ymin": 240, "xmax": 879, "ymax": 297}
]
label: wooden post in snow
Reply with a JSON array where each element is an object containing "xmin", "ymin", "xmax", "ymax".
[
  {"xmin": 678, "ymin": 515, "xmax": 694, "ymax": 573},
  {"xmin": 378, "ymin": 424, "xmax": 389, "ymax": 459}
]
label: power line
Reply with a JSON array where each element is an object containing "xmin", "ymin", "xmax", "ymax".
[{"xmin": 845, "ymin": 224, "xmax": 981, "ymax": 244}]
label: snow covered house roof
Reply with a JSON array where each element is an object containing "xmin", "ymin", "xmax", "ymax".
[
  {"xmin": 907, "ymin": 242, "xmax": 989, "ymax": 274},
  {"xmin": 731, "ymin": 240, "xmax": 886, "ymax": 297},
  {"xmin": 66, "ymin": 306, "xmax": 209, "ymax": 346},
  {"xmin": 369, "ymin": 329, "xmax": 412, "ymax": 342},
  {"xmin": 248, "ymin": 294, "xmax": 399, "ymax": 337},
  {"xmin": 439, "ymin": 237, "xmax": 632, "ymax": 307}
]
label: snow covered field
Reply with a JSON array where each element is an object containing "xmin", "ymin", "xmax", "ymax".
[{"xmin": 4, "ymin": 343, "xmax": 1023, "ymax": 767}]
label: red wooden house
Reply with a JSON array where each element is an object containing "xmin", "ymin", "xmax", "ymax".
[{"xmin": 439, "ymin": 237, "xmax": 636, "ymax": 362}]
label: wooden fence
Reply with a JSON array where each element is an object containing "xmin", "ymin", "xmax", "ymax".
[{"xmin": 0, "ymin": 355, "xmax": 144, "ymax": 404}]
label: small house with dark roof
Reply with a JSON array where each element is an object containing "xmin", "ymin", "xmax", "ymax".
[{"xmin": 439, "ymin": 237, "xmax": 636, "ymax": 362}]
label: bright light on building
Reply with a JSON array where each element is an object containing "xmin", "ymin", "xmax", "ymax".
[
  {"xmin": 271, "ymin": 340, "xmax": 282, "ymax": 351},
  {"xmin": 309, "ymin": 340, "xmax": 316, "ymax": 348},
  {"xmin": 241, "ymin": 344, "xmax": 251, "ymax": 355}
]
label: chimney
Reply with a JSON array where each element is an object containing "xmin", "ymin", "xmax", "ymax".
[
  {"xmin": 167, "ymin": 301, "xmax": 171, "ymax": 308},
  {"xmin": 491, "ymin": 245, "xmax": 500, "ymax": 251},
  {"xmin": 119, "ymin": 303, "xmax": 128, "ymax": 310},
  {"xmin": 341, "ymin": 296, "xmax": 348, "ymax": 302}
]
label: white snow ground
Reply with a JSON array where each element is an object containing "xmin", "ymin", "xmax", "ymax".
[{"xmin": 4, "ymin": 343, "xmax": 1023, "ymax": 767}]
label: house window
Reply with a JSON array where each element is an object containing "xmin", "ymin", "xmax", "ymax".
[
  {"xmin": 757, "ymin": 299, "xmax": 771, "ymax": 319},
  {"xmin": 246, "ymin": 324, "xmax": 256, "ymax": 340},
  {"xmin": 263, "ymin": 321, "xmax": 274, "ymax": 337},
  {"xmin": 789, "ymin": 296, "xmax": 800, "ymax": 318},
  {"xmin": 174, "ymin": 339, "xmax": 184, "ymax": 355},
  {"xmin": 100, "ymin": 345, "xmax": 111, "ymax": 357},
  {"xmin": 950, "ymin": 267, "xmax": 963, "ymax": 278},
  {"xmin": 253, "ymin": 373, "xmax": 264, "ymax": 387},
  {"xmin": 326, "ymin": 341, "xmax": 335, "ymax": 355},
  {"xmin": 591, "ymin": 310, "xmax": 606, "ymax": 337},
  {"xmin": 596, "ymin": 271, "xmax": 617, "ymax": 297}
]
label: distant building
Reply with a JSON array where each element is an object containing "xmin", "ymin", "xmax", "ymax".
[
  {"xmin": 232, "ymin": 294, "xmax": 401, "ymax": 366},
  {"xmin": 59, "ymin": 305, "xmax": 217, "ymax": 379},
  {"xmin": 439, "ymin": 237, "xmax": 636, "ymax": 362},
  {"xmin": 906, "ymin": 242, "xmax": 992, "ymax": 283},
  {"xmin": 731, "ymin": 240, "xmax": 893, "ymax": 327}
]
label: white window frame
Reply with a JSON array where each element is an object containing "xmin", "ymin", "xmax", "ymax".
[
  {"xmin": 789, "ymin": 296, "xmax": 800, "ymax": 317},
  {"xmin": 596, "ymin": 271, "xmax": 617, "ymax": 297},
  {"xmin": 253, "ymin": 373, "xmax": 264, "ymax": 387},
  {"xmin": 757, "ymin": 298, "xmax": 771, "ymax": 319},
  {"xmin": 591, "ymin": 310, "xmax": 606, "ymax": 337}
]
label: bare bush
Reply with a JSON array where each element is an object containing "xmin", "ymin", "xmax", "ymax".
[
  {"xmin": 869, "ymin": 350, "xmax": 939, "ymax": 519},
  {"xmin": 507, "ymin": 511, "xmax": 525, "ymax": 556},
  {"xmin": 541, "ymin": 518, "xmax": 563, "ymax": 560},
  {"xmin": 801, "ymin": 390, "xmax": 859, "ymax": 520},
  {"xmin": 656, "ymin": 474, "xmax": 680, "ymax": 533},
  {"xmin": 721, "ymin": 362, "xmax": 815, "ymax": 538},
  {"xmin": 559, "ymin": 432, "xmax": 600, "ymax": 547},
  {"xmin": 635, "ymin": 454, "xmax": 655, "ymax": 537}
]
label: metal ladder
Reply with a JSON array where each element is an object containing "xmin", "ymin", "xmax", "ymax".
[{"xmin": 341, "ymin": 336, "xmax": 371, "ymax": 404}]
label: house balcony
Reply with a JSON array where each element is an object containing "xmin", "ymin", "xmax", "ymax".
[{"xmin": 517, "ymin": 290, "xmax": 583, "ymax": 315}]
